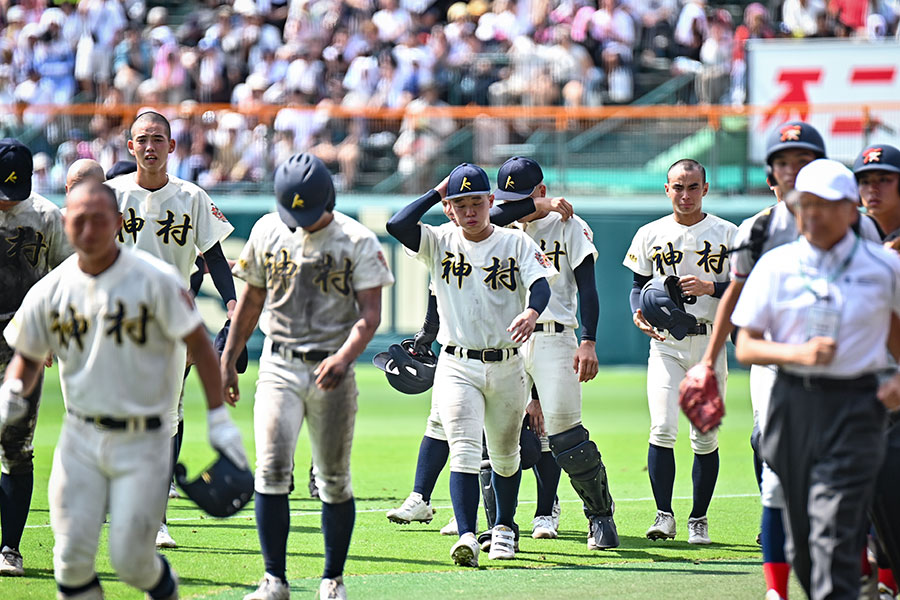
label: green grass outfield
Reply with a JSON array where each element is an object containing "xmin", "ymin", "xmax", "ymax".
[{"xmin": 7, "ymin": 364, "xmax": 807, "ymax": 599}]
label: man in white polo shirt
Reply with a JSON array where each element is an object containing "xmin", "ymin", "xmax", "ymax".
[{"xmin": 733, "ymin": 159, "xmax": 900, "ymax": 600}]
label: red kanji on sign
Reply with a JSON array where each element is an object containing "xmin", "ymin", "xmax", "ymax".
[
  {"xmin": 761, "ymin": 69, "xmax": 823, "ymax": 127},
  {"xmin": 830, "ymin": 66, "xmax": 895, "ymax": 135}
]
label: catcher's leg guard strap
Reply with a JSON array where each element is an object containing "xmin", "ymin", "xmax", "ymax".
[
  {"xmin": 480, "ymin": 459, "xmax": 496, "ymax": 529},
  {"xmin": 549, "ymin": 426, "xmax": 613, "ymax": 517}
]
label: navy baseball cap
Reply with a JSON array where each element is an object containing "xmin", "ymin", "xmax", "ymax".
[
  {"xmin": 0, "ymin": 139, "xmax": 33, "ymax": 201},
  {"xmin": 494, "ymin": 156, "xmax": 543, "ymax": 202},
  {"xmin": 106, "ymin": 160, "xmax": 137, "ymax": 180},
  {"xmin": 444, "ymin": 163, "xmax": 491, "ymax": 201},
  {"xmin": 853, "ymin": 144, "xmax": 900, "ymax": 177},
  {"xmin": 214, "ymin": 320, "xmax": 249, "ymax": 374}
]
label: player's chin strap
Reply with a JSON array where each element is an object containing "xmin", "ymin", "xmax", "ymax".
[{"xmin": 548, "ymin": 425, "xmax": 614, "ymax": 517}]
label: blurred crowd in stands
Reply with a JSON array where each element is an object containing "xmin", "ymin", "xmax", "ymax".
[{"xmin": 1, "ymin": 0, "xmax": 898, "ymax": 192}]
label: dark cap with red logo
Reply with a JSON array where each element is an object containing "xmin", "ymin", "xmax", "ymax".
[
  {"xmin": 0, "ymin": 139, "xmax": 33, "ymax": 202},
  {"xmin": 853, "ymin": 144, "xmax": 900, "ymax": 177},
  {"xmin": 765, "ymin": 121, "xmax": 826, "ymax": 165}
]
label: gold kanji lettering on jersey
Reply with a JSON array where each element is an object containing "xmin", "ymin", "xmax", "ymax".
[
  {"xmin": 5, "ymin": 226, "xmax": 47, "ymax": 267},
  {"xmin": 482, "ymin": 257, "xmax": 519, "ymax": 291},
  {"xmin": 441, "ymin": 251, "xmax": 472, "ymax": 288},
  {"xmin": 50, "ymin": 305, "xmax": 89, "ymax": 351},
  {"xmin": 155, "ymin": 210, "xmax": 193, "ymax": 246},
  {"xmin": 651, "ymin": 242, "xmax": 684, "ymax": 275},
  {"xmin": 117, "ymin": 208, "xmax": 146, "ymax": 244},
  {"xmin": 539, "ymin": 239, "xmax": 566, "ymax": 271},
  {"xmin": 312, "ymin": 253, "xmax": 353, "ymax": 295},
  {"xmin": 105, "ymin": 300, "xmax": 151, "ymax": 345},
  {"xmin": 263, "ymin": 248, "xmax": 298, "ymax": 281},
  {"xmin": 695, "ymin": 240, "xmax": 728, "ymax": 274}
]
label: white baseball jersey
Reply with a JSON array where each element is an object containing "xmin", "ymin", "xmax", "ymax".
[
  {"xmin": 4, "ymin": 247, "xmax": 202, "ymax": 417},
  {"xmin": 233, "ymin": 211, "xmax": 394, "ymax": 352},
  {"xmin": 414, "ymin": 224, "xmax": 558, "ymax": 349},
  {"xmin": 106, "ymin": 174, "xmax": 234, "ymax": 285},
  {"xmin": 623, "ymin": 213, "xmax": 737, "ymax": 323},
  {"xmin": 519, "ymin": 213, "xmax": 598, "ymax": 328}
]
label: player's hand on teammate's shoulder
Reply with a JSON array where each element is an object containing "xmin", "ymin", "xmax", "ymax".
[
  {"xmin": 207, "ymin": 405, "xmax": 249, "ymax": 469},
  {"xmin": 633, "ymin": 309, "xmax": 666, "ymax": 341},
  {"xmin": 533, "ymin": 196, "xmax": 573, "ymax": 221},
  {"xmin": 792, "ymin": 336, "xmax": 837, "ymax": 366},
  {"xmin": 314, "ymin": 354, "xmax": 351, "ymax": 391},
  {"xmin": 507, "ymin": 308, "xmax": 539, "ymax": 343},
  {"xmin": 678, "ymin": 275, "xmax": 713, "ymax": 297},
  {"xmin": 573, "ymin": 340, "xmax": 600, "ymax": 383},
  {"xmin": 525, "ymin": 396, "xmax": 546, "ymax": 436}
]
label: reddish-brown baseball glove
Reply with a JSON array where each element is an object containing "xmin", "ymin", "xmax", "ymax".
[{"xmin": 679, "ymin": 364, "xmax": 724, "ymax": 433}]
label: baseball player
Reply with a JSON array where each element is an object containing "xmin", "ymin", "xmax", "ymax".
[
  {"xmin": 624, "ymin": 159, "xmax": 737, "ymax": 545},
  {"xmin": 106, "ymin": 111, "xmax": 237, "ymax": 548},
  {"xmin": 1, "ymin": 180, "xmax": 247, "ymax": 600},
  {"xmin": 492, "ymin": 156, "xmax": 618, "ymax": 549},
  {"xmin": 387, "ymin": 163, "xmax": 557, "ymax": 566},
  {"xmin": 0, "ymin": 139, "xmax": 72, "ymax": 577},
  {"xmin": 732, "ymin": 159, "xmax": 900, "ymax": 600},
  {"xmin": 692, "ymin": 121, "xmax": 883, "ymax": 600},
  {"xmin": 65, "ymin": 159, "xmax": 105, "ymax": 193},
  {"xmin": 221, "ymin": 153, "xmax": 394, "ymax": 600}
]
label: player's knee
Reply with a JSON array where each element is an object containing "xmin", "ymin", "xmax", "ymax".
[
  {"xmin": 649, "ymin": 426, "xmax": 677, "ymax": 449},
  {"xmin": 543, "ymin": 413, "xmax": 582, "ymax": 438},
  {"xmin": 254, "ymin": 465, "xmax": 294, "ymax": 495},
  {"xmin": 690, "ymin": 432, "xmax": 718, "ymax": 455},
  {"xmin": 449, "ymin": 438, "xmax": 482, "ymax": 474},
  {"xmin": 109, "ymin": 546, "xmax": 159, "ymax": 590},
  {"xmin": 54, "ymin": 556, "xmax": 99, "ymax": 591},
  {"xmin": 424, "ymin": 421, "xmax": 446, "ymax": 441},
  {"xmin": 316, "ymin": 472, "xmax": 353, "ymax": 504},
  {"xmin": 488, "ymin": 451, "xmax": 520, "ymax": 477}
]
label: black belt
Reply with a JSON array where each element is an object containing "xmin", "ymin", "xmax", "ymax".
[
  {"xmin": 685, "ymin": 323, "xmax": 709, "ymax": 336},
  {"xmin": 68, "ymin": 410, "xmax": 162, "ymax": 432},
  {"xmin": 534, "ymin": 322, "xmax": 565, "ymax": 333},
  {"xmin": 443, "ymin": 345, "xmax": 519, "ymax": 362},
  {"xmin": 779, "ymin": 371, "xmax": 878, "ymax": 391},
  {"xmin": 271, "ymin": 342, "xmax": 330, "ymax": 362}
]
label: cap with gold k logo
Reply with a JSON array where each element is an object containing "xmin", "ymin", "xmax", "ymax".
[
  {"xmin": 494, "ymin": 156, "xmax": 543, "ymax": 202},
  {"xmin": 0, "ymin": 138, "xmax": 33, "ymax": 202},
  {"xmin": 445, "ymin": 163, "xmax": 491, "ymax": 201}
]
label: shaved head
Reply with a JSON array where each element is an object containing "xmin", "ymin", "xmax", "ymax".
[
  {"xmin": 66, "ymin": 159, "xmax": 105, "ymax": 192},
  {"xmin": 131, "ymin": 111, "xmax": 171, "ymax": 140}
]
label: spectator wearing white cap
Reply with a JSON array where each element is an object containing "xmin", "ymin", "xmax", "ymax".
[{"xmin": 733, "ymin": 158, "xmax": 900, "ymax": 600}]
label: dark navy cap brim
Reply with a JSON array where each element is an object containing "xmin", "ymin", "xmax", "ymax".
[
  {"xmin": 444, "ymin": 190, "xmax": 492, "ymax": 201},
  {"xmin": 276, "ymin": 200, "xmax": 324, "ymax": 229},
  {"xmin": 492, "ymin": 188, "xmax": 534, "ymax": 202}
]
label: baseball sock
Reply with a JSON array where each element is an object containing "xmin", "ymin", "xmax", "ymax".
[
  {"xmin": 533, "ymin": 451, "xmax": 561, "ymax": 517},
  {"xmin": 690, "ymin": 449, "xmax": 718, "ymax": 518},
  {"xmin": 146, "ymin": 555, "xmax": 176, "ymax": 599},
  {"xmin": 0, "ymin": 471, "xmax": 33, "ymax": 550},
  {"xmin": 322, "ymin": 497, "xmax": 355, "ymax": 579},
  {"xmin": 58, "ymin": 575, "xmax": 101, "ymax": 597},
  {"xmin": 255, "ymin": 493, "xmax": 289, "ymax": 583},
  {"xmin": 647, "ymin": 444, "xmax": 674, "ymax": 514},
  {"xmin": 761, "ymin": 506, "xmax": 789, "ymax": 598},
  {"xmin": 449, "ymin": 471, "xmax": 479, "ymax": 535},
  {"xmin": 412, "ymin": 436, "xmax": 449, "ymax": 503},
  {"xmin": 492, "ymin": 468, "xmax": 522, "ymax": 529}
]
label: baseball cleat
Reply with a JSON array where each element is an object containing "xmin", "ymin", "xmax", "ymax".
[
  {"xmin": 551, "ymin": 497, "xmax": 561, "ymax": 531},
  {"xmin": 156, "ymin": 523, "xmax": 177, "ymax": 549},
  {"xmin": 489, "ymin": 525, "xmax": 516, "ymax": 560},
  {"xmin": 0, "ymin": 546, "xmax": 24, "ymax": 576},
  {"xmin": 450, "ymin": 532, "xmax": 479, "ymax": 567},
  {"xmin": 168, "ymin": 482, "xmax": 180, "ymax": 499},
  {"xmin": 531, "ymin": 515, "xmax": 558, "ymax": 539},
  {"xmin": 439, "ymin": 516, "xmax": 458, "ymax": 536},
  {"xmin": 687, "ymin": 516, "xmax": 711, "ymax": 545},
  {"xmin": 480, "ymin": 523, "xmax": 520, "ymax": 551},
  {"xmin": 243, "ymin": 573, "xmax": 290, "ymax": 600},
  {"xmin": 587, "ymin": 514, "xmax": 620, "ymax": 550},
  {"xmin": 386, "ymin": 492, "xmax": 434, "ymax": 524},
  {"xmin": 646, "ymin": 510, "xmax": 676, "ymax": 541},
  {"xmin": 319, "ymin": 576, "xmax": 347, "ymax": 600}
]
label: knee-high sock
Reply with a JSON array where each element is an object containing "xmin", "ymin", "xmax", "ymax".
[
  {"xmin": 255, "ymin": 493, "xmax": 290, "ymax": 582},
  {"xmin": 0, "ymin": 471, "xmax": 33, "ymax": 550},
  {"xmin": 449, "ymin": 472, "xmax": 479, "ymax": 535},
  {"xmin": 146, "ymin": 555, "xmax": 177, "ymax": 599},
  {"xmin": 761, "ymin": 505, "xmax": 790, "ymax": 598},
  {"xmin": 647, "ymin": 444, "xmax": 675, "ymax": 514},
  {"xmin": 492, "ymin": 468, "xmax": 522, "ymax": 529},
  {"xmin": 533, "ymin": 451, "xmax": 561, "ymax": 517},
  {"xmin": 322, "ymin": 497, "xmax": 355, "ymax": 579},
  {"xmin": 412, "ymin": 436, "xmax": 449, "ymax": 503},
  {"xmin": 690, "ymin": 449, "xmax": 719, "ymax": 518}
]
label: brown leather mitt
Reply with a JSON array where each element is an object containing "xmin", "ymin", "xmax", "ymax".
[{"xmin": 679, "ymin": 364, "xmax": 725, "ymax": 434}]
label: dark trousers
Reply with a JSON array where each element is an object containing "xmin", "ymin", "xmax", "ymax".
[
  {"xmin": 871, "ymin": 416, "xmax": 900, "ymax": 582},
  {"xmin": 762, "ymin": 372, "xmax": 886, "ymax": 600}
]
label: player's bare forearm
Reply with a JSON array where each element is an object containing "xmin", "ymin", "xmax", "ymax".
[
  {"xmin": 185, "ymin": 325, "xmax": 225, "ymax": 410},
  {"xmin": 700, "ymin": 279, "xmax": 743, "ymax": 367},
  {"xmin": 224, "ymin": 284, "xmax": 265, "ymax": 368},
  {"xmin": 508, "ymin": 308, "xmax": 538, "ymax": 343},
  {"xmin": 3, "ymin": 354, "xmax": 42, "ymax": 396},
  {"xmin": 735, "ymin": 328, "xmax": 835, "ymax": 367}
]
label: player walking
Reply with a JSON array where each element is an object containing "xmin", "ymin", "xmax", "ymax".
[
  {"xmin": 106, "ymin": 111, "xmax": 237, "ymax": 548},
  {"xmin": 0, "ymin": 139, "xmax": 72, "ymax": 576},
  {"xmin": 1, "ymin": 181, "xmax": 246, "ymax": 600},
  {"xmin": 222, "ymin": 154, "xmax": 394, "ymax": 600},
  {"xmin": 387, "ymin": 163, "xmax": 557, "ymax": 566},
  {"xmin": 624, "ymin": 159, "xmax": 737, "ymax": 544}
]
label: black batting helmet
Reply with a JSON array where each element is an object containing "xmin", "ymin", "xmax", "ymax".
[
  {"xmin": 175, "ymin": 452, "xmax": 254, "ymax": 518},
  {"xmin": 274, "ymin": 153, "xmax": 335, "ymax": 229},
  {"xmin": 0, "ymin": 139, "xmax": 32, "ymax": 202},
  {"xmin": 854, "ymin": 144, "xmax": 900, "ymax": 177},
  {"xmin": 639, "ymin": 276, "xmax": 698, "ymax": 341},
  {"xmin": 373, "ymin": 339, "xmax": 437, "ymax": 395},
  {"xmin": 765, "ymin": 121, "xmax": 826, "ymax": 165}
]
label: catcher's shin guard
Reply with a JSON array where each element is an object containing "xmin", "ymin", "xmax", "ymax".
[
  {"xmin": 480, "ymin": 458, "xmax": 497, "ymax": 529},
  {"xmin": 871, "ymin": 421, "xmax": 900, "ymax": 581},
  {"xmin": 549, "ymin": 425, "xmax": 613, "ymax": 517}
]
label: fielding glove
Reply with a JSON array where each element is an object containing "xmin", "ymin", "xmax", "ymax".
[{"xmin": 678, "ymin": 364, "xmax": 725, "ymax": 434}]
